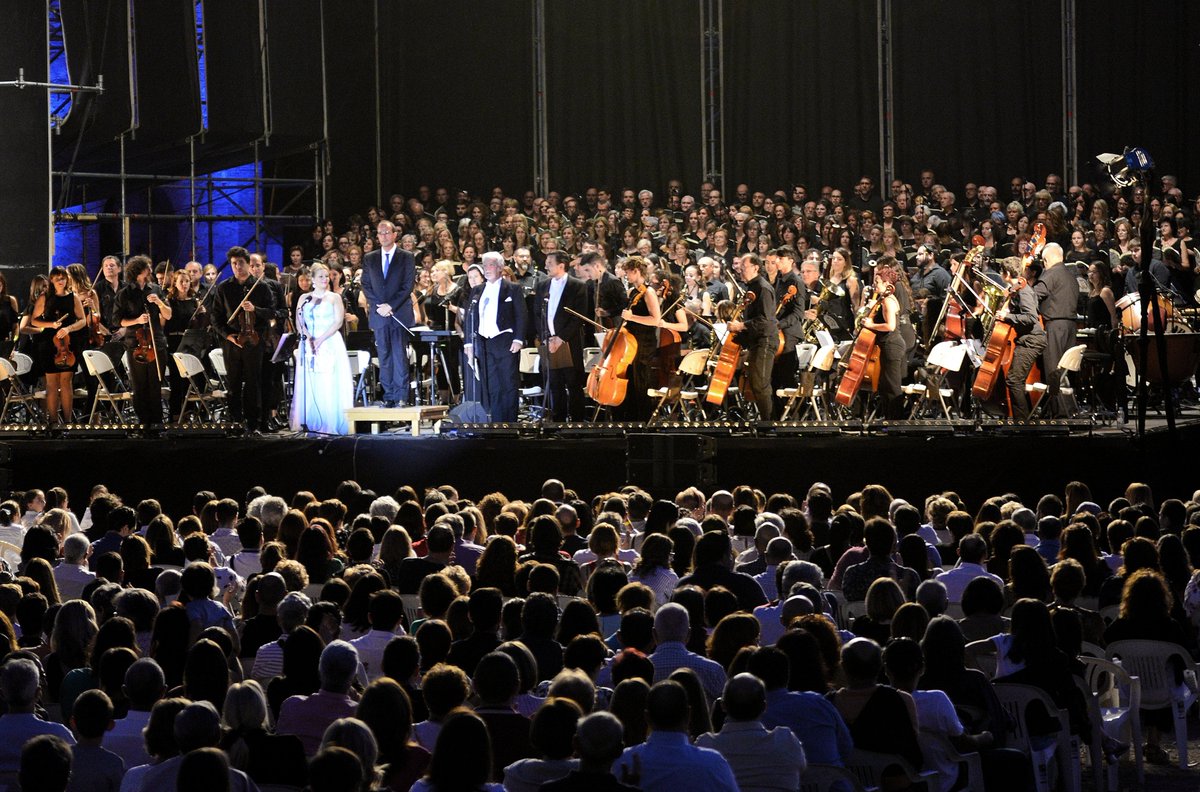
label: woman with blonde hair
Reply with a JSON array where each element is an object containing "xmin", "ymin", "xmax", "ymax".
[{"xmin": 291, "ymin": 262, "xmax": 352, "ymax": 434}]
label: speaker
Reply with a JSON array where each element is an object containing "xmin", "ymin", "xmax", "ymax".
[{"xmin": 626, "ymin": 433, "xmax": 716, "ymax": 493}]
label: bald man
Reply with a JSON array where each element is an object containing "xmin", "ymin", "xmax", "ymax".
[{"xmin": 1033, "ymin": 242, "xmax": 1079, "ymax": 416}]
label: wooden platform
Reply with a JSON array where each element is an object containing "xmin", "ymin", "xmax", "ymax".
[{"xmin": 344, "ymin": 405, "xmax": 449, "ymax": 436}]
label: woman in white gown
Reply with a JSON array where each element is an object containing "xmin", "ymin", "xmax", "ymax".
[{"xmin": 291, "ymin": 263, "xmax": 352, "ymax": 434}]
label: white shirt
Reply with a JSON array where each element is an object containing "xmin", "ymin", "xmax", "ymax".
[
  {"xmin": 478, "ymin": 278, "xmax": 505, "ymax": 338},
  {"xmin": 547, "ymin": 274, "xmax": 567, "ymax": 335},
  {"xmin": 911, "ymin": 689, "xmax": 965, "ymax": 792},
  {"xmin": 934, "ymin": 562, "xmax": 1003, "ymax": 603},
  {"xmin": 210, "ymin": 526, "xmax": 242, "ymax": 558},
  {"xmin": 349, "ymin": 627, "xmax": 406, "ymax": 685},
  {"xmin": 380, "ymin": 245, "xmax": 396, "ymax": 278},
  {"xmin": 53, "ymin": 562, "xmax": 97, "ymax": 602}
]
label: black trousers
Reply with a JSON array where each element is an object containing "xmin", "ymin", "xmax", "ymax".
[
  {"xmin": 771, "ymin": 340, "xmax": 799, "ymax": 418},
  {"xmin": 1042, "ymin": 318, "xmax": 1077, "ymax": 416},
  {"xmin": 477, "ymin": 335, "xmax": 519, "ymax": 422},
  {"xmin": 876, "ymin": 333, "xmax": 907, "ymax": 419},
  {"xmin": 1006, "ymin": 336, "xmax": 1047, "ymax": 421},
  {"xmin": 746, "ymin": 340, "xmax": 775, "ymax": 420},
  {"xmin": 544, "ymin": 346, "xmax": 585, "ymax": 421},
  {"xmin": 224, "ymin": 339, "xmax": 264, "ymax": 428},
  {"xmin": 128, "ymin": 355, "xmax": 163, "ymax": 426}
]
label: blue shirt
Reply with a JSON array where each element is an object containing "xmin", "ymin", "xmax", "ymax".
[
  {"xmin": 0, "ymin": 713, "xmax": 76, "ymax": 773},
  {"xmin": 649, "ymin": 641, "xmax": 728, "ymax": 702},
  {"xmin": 617, "ymin": 731, "xmax": 739, "ymax": 792},
  {"xmin": 760, "ymin": 688, "xmax": 853, "ymax": 767}
]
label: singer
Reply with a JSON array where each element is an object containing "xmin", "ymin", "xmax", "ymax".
[{"xmin": 290, "ymin": 263, "xmax": 352, "ymax": 434}]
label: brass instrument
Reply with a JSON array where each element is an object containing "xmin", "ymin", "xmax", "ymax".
[
  {"xmin": 977, "ymin": 279, "xmax": 1010, "ymax": 340},
  {"xmin": 801, "ymin": 254, "xmax": 846, "ymax": 343}
]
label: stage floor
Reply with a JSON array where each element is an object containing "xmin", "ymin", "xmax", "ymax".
[{"xmin": 5, "ymin": 408, "xmax": 1196, "ymax": 515}]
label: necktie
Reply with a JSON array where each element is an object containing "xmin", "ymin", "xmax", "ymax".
[{"xmin": 383, "ymin": 252, "xmax": 391, "ymax": 279}]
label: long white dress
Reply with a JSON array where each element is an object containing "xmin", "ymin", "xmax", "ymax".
[{"xmin": 290, "ymin": 296, "xmax": 352, "ymax": 434}]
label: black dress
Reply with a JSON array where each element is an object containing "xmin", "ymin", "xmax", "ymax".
[
  {"xmin": 37, "ymin": 291, "xmax": 81, "ymax": 373},
  {"xmin": 420, "ymin": 286, "xmax": 462, "ymax": 393},
  {"xmin": 0, "ymin": 296, "xmax": 19, "ymax": 356}
]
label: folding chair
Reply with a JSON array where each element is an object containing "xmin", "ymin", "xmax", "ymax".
[
  {"xmin": 82, "ymin": 350, "xmax": 134, "ymax": 425},
  {"xmin": 348, "ymin": 349, "xmax": 370, "ymax": 405},
  {"xmin": 518, "ymin": 346, "xmax": 544, "ymax": 421},
  {"xmin": 1028, "ymin": 344, "xmax": 1087, "ymax": 419},
  {"xmin": 906, "ymin": 340, "xmax": 967, "ymax": 419},
  {"xmin": 208, "ymin": 348, "xmax": 229, "ymax": 391},
  {"xmin": 0, "ymin": 357, "xmax": 42, "ymax": 423},
  {"xmin": 778, "ymin": 343, "xmax": 818, "ymax": 420},
  {"xmin": 172, "ymin": 352, "xmax": 226, "ymax": 423}
]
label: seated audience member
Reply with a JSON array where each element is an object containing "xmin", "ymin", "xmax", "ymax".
[
  {"xmin": 540, "ymin": 711, "xmax": 639, "ymax": 791},
  {"xmin": 696, "ymin": 673, "xmax": 807, "ymax": 791},
  {"xmin": 648, "ymin": 603, "xmax": 727, "ymax": 702},
  {"xmin": 828, "ymin": 638, "xmax": 923, "ymax": 773},
  {"xmin": 0, "ymin": 658, "xmax": 76, "ymax": 774},
  {"xmin": 502, "ymin": 697, "xmax": 581, "ymax": 792},
  {"xmin": 275, "ymin": 641, "xmax": 361, "ymax": 755}
]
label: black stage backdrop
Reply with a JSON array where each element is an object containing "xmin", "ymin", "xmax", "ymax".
[
  {"xmin": 130, "ymin": 0, "xmax": 203, "ymax": 147},
  {"xmin": 379, "ymin": 0, "xmax": 534, "ymax": 199},
  {"xmin": 0, "ymin": 0, "xmax": 49, "ymax": 300},
  {"xmin": 891, "ymin": 0, "xmax": 1064, "ymax": 190},
  {"xmin": 322, "ymin": 0, "xmax": 378, "ymax": 218},
  {"xmin": 1076, "ymin": 1, "xmax": 1200, "ymax": 192},
  {"xmin": 723, "ymin": 0, "xmax": 880, "ymax": 195},
  {"xmin": 56, "ymin": 0, "xmax": 134, "ymax": 165},
  {"xmin": 544, "ymin": 0, "xmax": 703, "ymax": 196}
]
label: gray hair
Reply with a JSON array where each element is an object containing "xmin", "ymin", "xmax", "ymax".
[
  {"xmin": 321, "ymin": 717, "xmax": 379, "ymax": 780},
  {"xmin": 0, "ymin": 659, "xmax": 41, "ymax": 707},
  {"xmin": 916, "ymin": 579, "xmax": 949, "ymax": 617},
  {"xmin": 247, "ymin": 495, "xmax": 287, "ymax": 528},
  {"xmin": 653, "ymin": 603, "xmax": 690, "ymax": 644},
  {"xmin": 277, "ymin": 591, "xmax": 312, "ymax": 633},
  {"xmin": 781, "ymin": 559, "xmax": 825, "ymax": 592},
  {"xmin": 481, "ymin": 251, "xmax": 504, "ymax": 268},
  {"xmin": 319, "ymin": 641, "xmax": 360, "ymax": 694},
  {"xmin": 63, "ymin": 533, "xmax": 90, "ymax": 564},
  {"xmin": 368, "ymin": 496, "xmax": 400, "ymax": 523},
  {"xmin": 155, "ymin": 568, "xmax": 182, "ymax": 600}
]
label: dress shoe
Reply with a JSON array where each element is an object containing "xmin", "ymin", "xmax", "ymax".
[{"xmin": 382, "ymin": 400, "xmax": 398, "ymax": 409}]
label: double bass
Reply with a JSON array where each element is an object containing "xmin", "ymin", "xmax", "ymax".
[
  {"xmin": 705, "ymin": 289, "xmax": 756, "ymax": 406},
  {"xmin": 971, "ymin": 223, "xmax": 1046, "ymax": 409},
  {"xmin": 929, "ymin": 236, "xmax": 985, "ymax": 345},
  {"xmin": 834, "ymin": 285, "xmax": 889, "ymax": 407}
]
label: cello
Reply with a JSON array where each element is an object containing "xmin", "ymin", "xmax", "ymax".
[
  {"xmin": 971, "ymin": 224, "xmax": 1046, "ymax": 408},
  {"xmin": 705, "ymin": 289, "xmax": 756, "ymax": 406},
  {"xmin": 929, "ymin": 236, "xmax": 985, "ymax": 345},
  {"xmin": 834, "ymin": 284, "xmax": 890, "ymax": 407},
  {"xmin": 574, "ymin": 285, "xmax": 644, "ymax": 408}
]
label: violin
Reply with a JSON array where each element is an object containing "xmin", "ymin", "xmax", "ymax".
[
  {"xmin": 53, "ymin": 314, "xmax": 76, "ymax": 369},
  {"xmin": 229, "ymin": 277, "xmax": 264, "ymax": 348}
]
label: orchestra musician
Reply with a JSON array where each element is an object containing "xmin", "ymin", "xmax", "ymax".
[
  {"xmin": 583, "ymin": 251, "xmax": 628, "ymax": 331},
  {"xmin": 250, "ymin": 254, "xmax": 289, "ymax": 430},
  {"xmin": 31, "ymin": 267, "xmax": 86, "ymax": 425},
  {"xmin": 772, "ymin": 249, "xmax": 805, "ymax": 392},
  {"xmin": 997, "ymin": 257, "xmax": 1047, "ymax": 421},
  {"xmin": 212, "ymin": 246, "xmax": 275, "ymax": 434},
  {"xmin": 535, "ymin": 251, "xmax": 589, "ymax": 421},
  {"xmin": 114, "ymin": 256, "xmax": 172, "ymax": 428},
  {"xmin": 617, "ymin": 256, "xmax": 661, "ymax": 421},
  {"xmin": 1032, "ymin": 242, "xmax": 1080, "ymax": 417},
  {"xmin": 93, "ymin": 255, "xmax": 126, "ymax": 371},
  {"xmin": 727, "ymin": 253, "xmax": 778, "ymax": 421},
  {"xmin": 857, "ymin": 262, "xmax": 905, "ymax": 419}
]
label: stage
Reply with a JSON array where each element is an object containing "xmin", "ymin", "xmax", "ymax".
[{"xmin": 3, "ymin": 411, "xmax": 1195, "ymax": 515}]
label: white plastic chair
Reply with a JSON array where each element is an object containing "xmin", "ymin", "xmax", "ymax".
[
  {"xmin": 82, "ymin": 350, "xmax": 133, "ymax": 425},
  {"xmin": 845, "ymin": 749, "xmax": 939, "ymax": 792},
  {"xmin": 582, "ymin": 346, "xmax": 601, "ymax": 372},
  {"xmin": 1079, "ymin": 655, "xmax": 1144, "ymax": 790},
  {"xmin": 1107, "ymin": 639, "xmax": 1198, "ymax": 769},
  {"xmin": 399, "ymin": 594, "xmax": 423, "ymax": 629},
  {"xmin": 993, "ymin": 682, "xmax": 1081, "ymax": 792},
  {"xmin": 208, "ymin": 348, "xmax": 229, "ymax": 391},
  {"xmin": 919, "ymin": 728, "xmax": 985, "ymax": 792}
]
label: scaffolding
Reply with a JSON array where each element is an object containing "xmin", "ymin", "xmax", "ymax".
[{"xmin": 47, "ymin": 0, "xmax": 325, "ymax": 268}]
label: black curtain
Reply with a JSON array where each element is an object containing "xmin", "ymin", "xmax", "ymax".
[
  {"xmin": 202, "ymin": 0, "xmax": 265, "ymax": 147},
  {"xmin": 265, "ymin": 0, "xmax": 325, "ymax": 150},
  {"xmin": 891, "ymin": 0, "xmax": 1063, "ymax": 189},
  {"xmin": 56, "ymin": 0, "xmax": 134, "ymax": 165},
  {"xmin": 545, "ymin": 0, "xmax": 702, "ymax": 196},
  {"xmin": 131, "ymin": 0, "xmax": 202, "ymax": 146},
  {"xmin": 378, "ymin": 0, "xmax": 534, "ymax": 199},
  {"xmin": 724, "ymin": 0, "xmax": 880, "ymax": 195},
  {"xmin": 1077, "ymin": 2, "xmax": 1200, "ymax": 192},
  {"xmin": 322, "ymin": 0, "xmax": 377, "ymax": 222},
  {"xmin": 1, "ymin": 0, "xmax": 49, "ymax": 300}
]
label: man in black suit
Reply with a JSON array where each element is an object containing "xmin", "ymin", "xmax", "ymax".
[
  {"xmin": 770, "ymin": 248, "xmax": 805, "ymax": 409},
  {"xmin": 212, "ymin": 246, "xmax": 276, "ymax": 433},
  {"xmin": 536, "ymin": 251, "xmax": 588, "ymax": 421},
  {"xmin": 1033, "ymin": 242, "xmax": 1080, "ymax": 417},
  {"xmin": 361, "ymin": 220, "xmax": 416, "ymax": 407},
  {"xmin": 581, "ymin": 251, "xmax": 628, "ymax": 330},
  {"xmin": 465, "ymin": 251, "xmax": 528, "ymax": 422},
  {"xmin": 727, "ymin": 253, "xmax": 778, "ymax": 421}
]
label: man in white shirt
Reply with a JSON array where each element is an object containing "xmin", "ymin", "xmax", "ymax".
[
  {"xmin": 535, "ymin": 251, "xmax": 589, "ymax": 421},
  {"xmin": 349, "ymin": 590, "xmax": 406, "ymax": 684},
  {"xmin": 934, "ymin": 534, "xmax": 1003, "ymax": 603},
  {"xmin": 208, "ymin": 498, "xmax": 243, "ymax": 558},
  {"xmin": 106, "ymin": 658, "xmax": 164, "ymax": 769},
  {"xmin": 54, "ymin": 534, "xmax": 97, "ymax": 601},
  {"xmin": 464, "ymin": 251, "xmax": 527, "ymax": 422}
]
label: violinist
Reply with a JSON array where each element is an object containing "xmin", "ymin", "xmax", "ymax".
[
  {"xmin": 212, "ymin": 246, "xmax": 275, "ymax": 434},
  {"xmin": 31, "ymin": 267, "xmax": 86, "ymax": 424},
  {"xmin": 66, "ymin": 264, "xmax": 101, "ymax": 346},
  {"xmin": 726, "ymin": 253, "xmax": 777, "ymax": 421},
  {"xmin": 250, "ymin": 254, "xmax": 288, "ymax": 431},
  {"xmin": 536, "ymin": 251, "xmax": 588, "ymax": 421},
  {"xmin": 114, "ymin": 256, "xmax": 172, "ymax": 428},
  {"xmin": 857, "ymin": 262, "xmax": 905, "ymax": 419},
  {"xmin": 617, "ymin": 256, "xmax": 661, "ymax": 421},
  {"xmin": 996, "ymin": 257, "xmax": 1047, "ymax": 421}
]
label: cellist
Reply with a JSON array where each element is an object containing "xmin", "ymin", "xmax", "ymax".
[
  {"xmin": 857, "ymin": 262, "xmax": 905, "ymax": 418},
  {"xmin": 617, "ymin": 257, "xmax": 661, "ymax": 421},
  {"xmin": 996, "ymin": 257, "xmax": 1046, "ymax": 421},
  {"xmin": 726, "ymin": 253, "xmax": 777, "ymax": 421}
]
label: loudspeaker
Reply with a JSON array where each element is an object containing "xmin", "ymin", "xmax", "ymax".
[{"xmin": 626, "ymin": 433, "xmax": 716, "ymax": 493}]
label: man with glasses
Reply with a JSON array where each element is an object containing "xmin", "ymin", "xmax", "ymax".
[
  {"xmin": 362, "ymin": 220, "xmax": 416, "ymax": 408},
  {"xmin": 848, "ymin": 175, "xmax": 882, "ymax": 215}
]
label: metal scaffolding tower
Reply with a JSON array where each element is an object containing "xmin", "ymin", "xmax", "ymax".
[{"xmin": 699, "ymin": 0, "xmax": 724, "ymax": 191}]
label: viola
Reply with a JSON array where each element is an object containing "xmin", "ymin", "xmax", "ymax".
[
  {"xmin": 1019, "ymin": 223, "xmax": 1048, "ymax": 285},
  {"xmin": 132, "ymin": 325, "xmax": 156, "ymax": 364},
  {"xmin": 86, "ymin": 308, "xmax": 105, "ymax": 348},
  {"xmin": 706, "ymin": 289, "xmax": 756, "ymax": 406}
]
